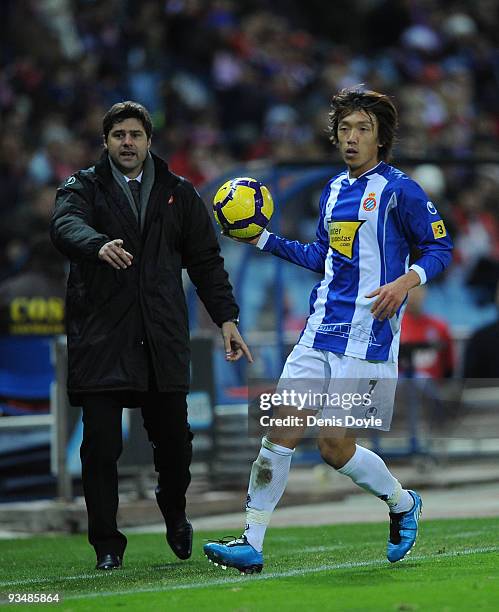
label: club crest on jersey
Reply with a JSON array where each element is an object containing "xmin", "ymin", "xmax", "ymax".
[
  {"xmin": 362, "ymin": 193, "xmax": 377, "ymax": 211},
  {"xmin": 329, "ymin": 220, "xmax": 365, "ymax": 259}
]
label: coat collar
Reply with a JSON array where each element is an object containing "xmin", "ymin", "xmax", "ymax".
[
  {"xmin": 94, "ymin": 152, "xmax": 180, "ymax": 244},
  {"xmin": 95, "ymin": 151, "xmax": 173, "ymax": 186}
]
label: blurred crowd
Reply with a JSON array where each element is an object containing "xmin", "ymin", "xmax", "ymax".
[{"xmin": 0, "ymin": 0, "xmax": 498, "ymax": 328}]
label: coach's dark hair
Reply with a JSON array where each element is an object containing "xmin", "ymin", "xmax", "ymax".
[
  {"xmin": 102, "ymin": 101, "xmax": 153, "ymax": 140},
  {"xmin": 328, "ymin": 87, "xmax": 398, "ymax": 162}
]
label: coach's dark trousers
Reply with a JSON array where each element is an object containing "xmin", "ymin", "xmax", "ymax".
[{"xmin": 80, "ymin": 391, "xmax": 192, "ymax": 557}]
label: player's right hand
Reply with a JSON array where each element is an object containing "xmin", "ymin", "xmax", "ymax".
[
  {"xmin": 221, "ymin": 229, "xmax": 260, "ymax": 245},
  {"xmin": 98, "ymin": 239, "xmax": 133, "ymax": 269}
]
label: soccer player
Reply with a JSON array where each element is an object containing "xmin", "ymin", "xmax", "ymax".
[{"xmin": 204, "ymin": 88, "xmax": 453, "ymax": 573}]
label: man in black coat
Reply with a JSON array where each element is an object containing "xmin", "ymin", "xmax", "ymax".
[{"xmin": 50, "ymin": 101, "xmax": 252, "ymax": 570}]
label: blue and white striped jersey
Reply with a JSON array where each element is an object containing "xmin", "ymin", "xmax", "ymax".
[{"xmin": 257, "ymin": 161, "xmax": 453, "ymax": 362}]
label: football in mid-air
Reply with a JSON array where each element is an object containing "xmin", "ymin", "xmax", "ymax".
[{"xmin": 213, "ymin": 177, "xmax": 274, "ymax": 239}]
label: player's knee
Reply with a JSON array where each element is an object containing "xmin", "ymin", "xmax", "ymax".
[
  {"xmin": 265, "ymin": 434, "xmax": 299, "ymax": 450},
  {"xmin": 317, "ymin": 436, "xmax": 355, "ymax": 469}
]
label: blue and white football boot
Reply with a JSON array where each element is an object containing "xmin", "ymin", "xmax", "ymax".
[
  {"xmin": 203, "ymin": 536, "xmax": 263, "ymax": 574},
  {"xmin": 387, "ymin": 490, "xmax": 422, "ymax": 563}
]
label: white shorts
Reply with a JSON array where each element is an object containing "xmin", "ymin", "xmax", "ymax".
[{"xmin": 276, "ymin": 344, "xmax": 398, "ymax": 431}]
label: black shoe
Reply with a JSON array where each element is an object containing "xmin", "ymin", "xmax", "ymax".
[
  {"xmin": 166, "ymin": 518, "xmax": 193, "ymax": 560},
  {"xmin": 95, "ymin": 553, "xmax": 122, "ymax": 570}
]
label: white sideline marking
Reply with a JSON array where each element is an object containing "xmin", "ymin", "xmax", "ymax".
[
  {"xmin": 301, "ymin": 543, "xmax": 363, "ymax": 553},
  {"xmin": 0, "ymin": 572, "xmax": 112, "ymax": 587},
  {"xmin": 0, "ymin": 546, "xmax": 497, "ymax": 597},
  {"xmin": 444, "ymin": 530, "xmax": 490, "ymax": 539}
]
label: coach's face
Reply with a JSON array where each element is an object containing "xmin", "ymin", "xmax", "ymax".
[
  {"xmin": 104, "ymin": 118, "xmax": 151, "ymax": 178},
  {"xmin": 337, "ymin": 110, "xmax": 381, "ymax": 178}
]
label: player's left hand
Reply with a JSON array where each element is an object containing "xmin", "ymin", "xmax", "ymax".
[
  {"xmin": 366, "ymin": 278, "xmax": 410, "ymax": 321},
  {"xmin": 221, "ymin": 321, "xmax": 253, "ymax": 363},
  {"xmin": 220, "ymin": 229, "xmax": 261, "ymax": 245}
]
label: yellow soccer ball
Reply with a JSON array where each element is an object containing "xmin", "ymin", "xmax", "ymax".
[{"xmin": 213, "ymin": 177, "xmax": 274, "ymax": 239}]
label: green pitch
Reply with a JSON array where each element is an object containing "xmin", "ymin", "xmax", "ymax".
[{"xmin": 0, "ymin": 517, "xmax": 498, "ymax": 611}]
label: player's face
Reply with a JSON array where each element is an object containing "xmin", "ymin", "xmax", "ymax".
[
  {"xmin": 337, "ymin": 110, "xmax": 381, "ymax": 178},
  {"xmin": 104, "ymin": 118, "xmax": 151, "ymax": 178}
]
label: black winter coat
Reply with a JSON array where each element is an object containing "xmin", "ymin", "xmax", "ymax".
[{"xmin": 50, "ymin": 152, "xmax": 238, "ymax": 401}]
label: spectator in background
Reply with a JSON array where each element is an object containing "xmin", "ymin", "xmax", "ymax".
[
  {"xmin": 0, "ymin": 134, "xmax": 30, "ymax": 214},
  {"xmin": 0, "ymin": 185, "xmax": 61, "ymax": 283},
  {"xmin": 400, "ymin": 284, "xmax": 455, "ymax": 379},
  {"xmin": 0, "ymin": 236, "xmax": 65, "ymax": 418},
  {"xmin": 9, "ymin": 184, "xmax": 59, "ymax": 239},
  {"xmin": 453, "ymin": 182, "xmax": 499, "ymax": 303},
  {"xmin": 463, "ymin": 278, "xmax": 499, "ymax": 378},
  {"xmin": 0, "ymin": 237, "xmax": 66, "ymax": 336}
]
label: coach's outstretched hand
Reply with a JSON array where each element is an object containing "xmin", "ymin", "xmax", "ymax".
[
  {"xmin": 221, "ymin": 321, "xmax": 253, "ymax": 363},
  {"xmin": 98, "ymin": 239, "xmax": 133, "ymax": 269}
]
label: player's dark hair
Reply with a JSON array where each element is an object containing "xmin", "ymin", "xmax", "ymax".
[
  {"xmin": 328, "ymin": 87, "xmax": 398, "ymax": 162},
  {"xmin": 102, "ymin": 101, "xmax": 153, "ymax": 140}
]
